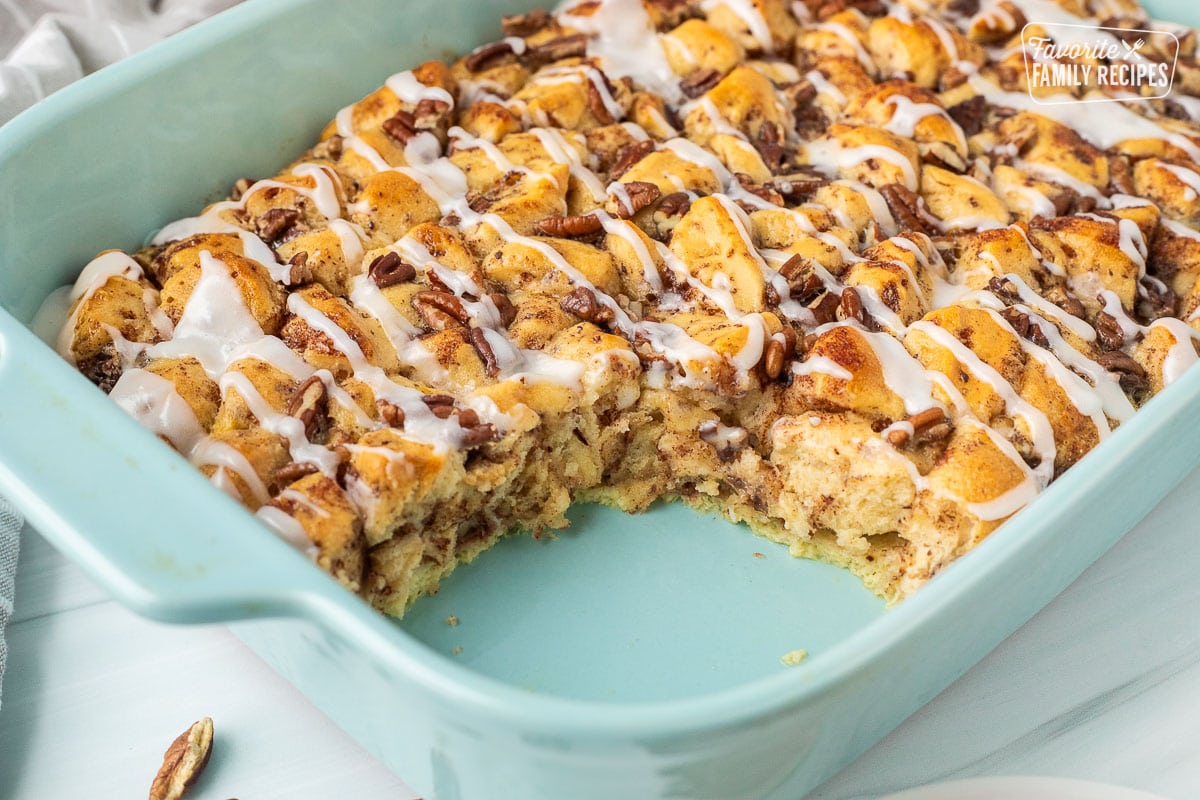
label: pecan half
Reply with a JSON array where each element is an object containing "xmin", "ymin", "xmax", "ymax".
[
  {"xmin": 489, "ymin": 292, "xmax": 517, "ymax": 327},
  {"xmin": 287, "ymin": 251, "xmax": 311, "ymax": 285},
  {"xmin": 423, "ymin": 393, "xmax": 457, "ymax": 418},
  {"xmin": 148, "ymin": 718, "xmax": 214, "ymax": 800},
  {"xmin": 761, "ymin": 329, "xmax": 797, "ymax": 380},
  {"xmin": 469, "ymin": 327, "xmax": 501, "ymax": 377},
  {"xmin": 754, "ymin": 121, "xmax": 785, "ymax": 172},
  {"xmin": 275, "ymin": 460, "xmax": 319, "ymax": 486},
  {"xmin": 587, "ymin": 81, "xmax": 616, "ymax": 125},
  {"xmin": 773, "ymin": 172, "xmax": 828, "ymax": 200},
  {"xmin": 1094, "ymin": 311, "xmax": 1125, "ymax": 351},
  {"xmin": 525, "ymin": 33, "xmax": 588, "ymax": 67},
  {"xmin": 368, "ymin": 251, "xmax": 417, "ymax": 288},
  {"xmin": 464, "ymin": 40, "xmax": 516, "ymax": 72},
  {"xmin": 793, "ymin": 104, "xmax": 828, "ymax": 140},
  {"xmin": 610, "ymin": 140, "xmax": 655, "ymax": 180},
  {"xmin": 376, "ymin": 398, "xmax": 406, "ymax": 428},
  {"xmin": 257, "ymin": 207, "xmax": 300, "ymax": 244},
  {"xmin": 536, "ymin": 213, "xmax": 603, "ymax": 237},
  {"xmin": 735, "ymin": 174, "xmax": 784, "ymax": 207},
  {"xmin": 947, "ymin": 95, "xmax": 987, "ymax": 136},
  {"xmin": 613, "ymin": 180, "xmax": 661, "ymax": 218},
  {"xmin": 880, "ymin": 183, "xmax": 939, "ymax": 236},
  {"xmin": 1000, "ymin": 306, "xmax": 1049, "ymax": 348},
  {"xmin": 560, "ymin": 286, "xmax": 616, "ymax": 325},
  {"xmin": 502, "ymin": 8, "xmax": 552, "ymax": 36},
  {"xmin": 1044, "ymin": 286, "xmax": 1086, "ymax": 319},
  {"xmin": 460, "ymin": 420, "xmax": 500, "ymax": 447},
  {"xmin": 287, "ymin": 375, "xmax": 328, "ymax": 440},
  {"xmin": 1097, "ymin": 350, "xmax": 1148, "ymax": 393},
  {"xmin": 680, "ymin": 68, "xmax": 721, "ymax": 99},
  {"xmin": 412, "ymin": 290, "xmax": 470, "ymax": 330},
  {"xmin": 837, "ymin": 286, "xmax": 866, "ymax": 325},
  {"xmin": 382, "ymin": 110, "xmax": 418, "ymax": 144}
]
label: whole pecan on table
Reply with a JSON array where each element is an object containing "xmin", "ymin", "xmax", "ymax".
[{"xmin": 148, "ymin": 718, "xmax": 215, "ymax": 800}]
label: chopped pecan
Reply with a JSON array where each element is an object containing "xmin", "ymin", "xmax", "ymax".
[
  {"xmin": 457, "ymin": 408, "xmax": 480, "ymax": 428},
  {"xmin": 368, "ymin": 251, "xmax": 417, "ymax": 288},
  {"xmin": 275, "ymin": 460, "xmax": 319, "ymax": 486},
  {"xmin": 772, "ymin": 171, "xmax": 828, "ymax": 200},
  {"xmin": 382, "ymin": 109, "xmax": 418, "ymax": 145},
  {"xmin": 287, "ymin": 251, "xmax": 311, "ymax": 285},
  {"xmin": 422, "ymin": 393, "xmax": 456, "ymax": 418},
  {"xmin": 412, "ymin": 290, "xmax": 470, "ymax": 330},
  {"xmin": 1000, "ymin": 307, "xmax": 1049, "ymax": 348},
  {"xmin": 464, "ymin": 40, "xmax": 517, "ymax": 72},
  {"xmin": 257, "ymin": 207, "xmax": 300, "ymax": 244},
  {"xmin": 560, "ymin": 286, "xmax": 616, "ymax": 325},
  {"xmin": 754, "ymin": 121, "xmax": 785, "ymax": 172},
  {"xmin": 838, "ymin": 286, "xmax": 866, "ymax": 325},
  {"xmin": 946, "ymin": 0, "xmax": 980, "ymax": 14},
  {"xmin": 501, "ymin": 7, "xmax": 551, "ymax": 36},
  {"xmin": 536, "ymin": 213, "xmax": 604, "ymax": 237},
  {"xmin": 376, "ymin": 398, "xmax": 405, "ymax": 428},
  {"xmin": 460, "ymin": 421, "xmax": 500, "ymax": 447},
  {"xmin": 612, "ymin": 180, "xmax": 661, "ymax": 218},
  {"xmin": 986, "ymin": 275, "xmax": 1020, "ymax": 303},
  {"xmin": 287, "ymin": 375, "xmax": 328, "ymax": 440},
  {"xmin": 680, "ymin": 68, "xmax": 721, "ymax": 99},
  {"xmin": 734, "ymin": 174, "xmax": 784, "ymax": 207},
  {"xmin": 1108, "ymin": 154, "xmax": 1135, "ymax": 195},
  {"xmin": 587, "ymin": 81, "xmax": 617, "ymax": 125},
  {"xmin": 489, "ymin": 292, "xmax": 517, "ymax": 327},
  {"xmin": 610, "ymin": 140, "xmax": 655, "ymax": 180},
  {"xmin": 1094, "ymin": 311, "xmax": 1125, "ymax": 351},
  {"xmin": 698, "ymin": 420, "xmax": 748, "ymax": 463},
  {"xmin": 886, "ymin": 408, "xmax": 952, "ymax": 447},
  {"xmin": 1097, "ymin": 350, "xmax": 1148, "ymax": 393},
  {"xmin": 468, "ymin": 327, "xmax": 501, "ymax": 377},
  {"xmin": 947, "ymin": 95, "xmax": 987, "ymax": 136},
  {"xmin": 793, "ymin": 104, "xmax": 828, "ymax": 140},
  {"xmin": 1137, "ymin": 277, "xmax": 1176, "ymax": 321},
  {"xmin": 880, "ymin": 183, "xmax": 939, "ymax": 236},
  {"xmin": 810, "ymin": 291, "xmax": 841, "ymax": 325},
  {"xmin": 652, "ymin": 191, "xmax": 691, "ymax": 238},
  {"xmin": 525, "ymin": 33, "xmax": 588, "ymax": 67},
  {"xmin": 148, "ymin": 718, "xmax": 214, "ymax": 800},
  {"xmin": 1044, "ymin": 286, "xmax": 1086, "ymax": 319}
]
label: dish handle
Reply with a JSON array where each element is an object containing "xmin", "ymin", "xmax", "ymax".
[{"xmin": 0, "ymin": 307, "xmax": 341, "ymax": 624}]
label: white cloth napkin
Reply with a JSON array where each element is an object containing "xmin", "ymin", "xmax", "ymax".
[
  {"xmin": 0, "ymin": 0, "xmax": 243, "ymax": 711},
  {"xmin": 0, "ymin": 496, "xmax": 20, "ymax": 712},
  {"xmin": 0, "ymin": 0, "xmax": 242, "ymax": 126}
]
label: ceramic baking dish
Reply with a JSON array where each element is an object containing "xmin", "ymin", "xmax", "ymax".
[{"xmin": 1, "ymin": 0, "xmax": 1198, "ymax": 797}]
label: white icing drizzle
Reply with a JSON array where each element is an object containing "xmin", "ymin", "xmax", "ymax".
[
  {"xmin": 385, "ymin": 70, "xmax": 455, "ymax": 109},
  {"xmin": 811, "ymin": 21, "xmax": 875, "ymax": 71},
  {"xmin": 804, "ymin": 138, "xmax": 918, "ymax": 191},
  {"xmin": 147, "ymin": 251, "xmax": 265, "ymax": 378},
  {"xmin": 805, "ymin": 69, "xmax": 846, "ymax": 108},
  {"xmin": 57, "ymin": 251, "xmax": 146, "ymax": 362},
  {"xmin": 883, "ymin": 95, "xmax": 968, "ymax": 154},
  {"xmin": 558, "ymin": 0, "xmax": 683, "ymax": 104},
  {"xmin": 967, "ymin": 74, "xmax": 1200, "ymax": 162},
  {"xmin": 255, "ymin": 505, "xmax": 319, "ymax": 556},
  {"xmin": 700, "ymin": 0, "xmax": 774, "ymax": 54},
  {"xmin": 1152, "ymin": 318, "xmax": 1200, "ymax": 387},
  {"xmin": 191, "ymin": 438, "xmax": 270, "ymax": 505},
  {"xmin": 108, "ymin": 368, "xmax": 207, "ymax": 455},
  {"xmin": 1159, "ymin": 163, "xmax": 1200, "ymax": 202}
]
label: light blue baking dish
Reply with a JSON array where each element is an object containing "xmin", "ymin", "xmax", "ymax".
[{"xmin": 1, "ymin": 1, "xmax": 1197, "ymax": 797}]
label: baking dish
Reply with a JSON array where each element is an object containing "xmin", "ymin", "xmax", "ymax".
[{"xmin": 1, "ymin": 0, "xmax": 1198, "ymax": 797}]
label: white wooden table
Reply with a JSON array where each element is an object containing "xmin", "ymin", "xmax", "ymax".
[{"xmin": 3, "ymin": 465, "xmax": 1200, "ymax": 799}]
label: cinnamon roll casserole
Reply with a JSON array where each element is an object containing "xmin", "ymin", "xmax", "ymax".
[{"xmin": 56, "ymin": 0, "xmax": 1200, "ymax": 616}]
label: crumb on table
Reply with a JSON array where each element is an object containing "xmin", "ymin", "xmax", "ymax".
[{"xmin": 780, "ymin": 649, "xmax": 808, "ymax": 667}]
